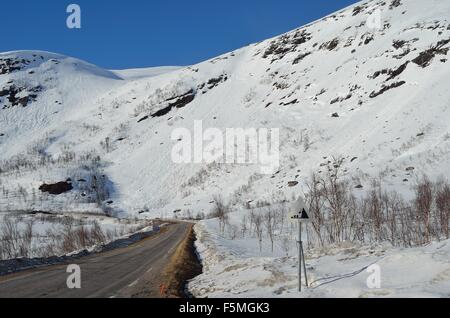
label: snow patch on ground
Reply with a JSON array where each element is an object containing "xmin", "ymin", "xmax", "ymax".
[{"xmin": 189, "ymin": 218, "xmax": 450, "ymax": 298}]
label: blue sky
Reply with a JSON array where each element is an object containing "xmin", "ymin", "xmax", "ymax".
[{"xmin": 1, "ymin": 0, "xmax": 359, "ymax": 69}]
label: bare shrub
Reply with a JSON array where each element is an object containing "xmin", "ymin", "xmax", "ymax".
[
  {"xmin": 20, "ymin": 219, "xmax": 34, "ymax": 257},
  {"xmin": 100, "ymin": 137, "xmax": 112, "ymax": 153},
  {"xmin": 195, "ymin": 212, "xmax": 205, "ymax": 220},
  {"xmin": 305, "ymin": 173, "xmax": 325, "ymax": 247},
  {"xmin": 319, "ymin": 168, "xmax": 355, "ymax": 244},
  {"xmin": 90, "ymin": 220, "xmax": 107, "ymax": 245},
  {"xmin": 264, "ymin": 208, "xmax": 276, "ymax": 253},
  {"xmin": 211, "ymin": 195, "xmax": 230, "ymax": 234},
  {"xmin": 0, "ymin": 216, "xmax": 34, "ymax": 259},
  {"xmin": 227, "ymin": 224, "xmax": 239, "ymax": 240},
  {"xmin": 276, "ymin": 204, "xmax": 288, "ymax": 235},
  {"xmin": 280, "ymin": 236, "xmax": 291, "ymax": 257},
  {"xmin": 90, "ymin": 172, "xmax": 110, "ymax": 206},
  {"xmin": 253, "ymin": 213, "xmax": 263, "ymax": 253},
  {"xmin": 0, "ymin": 214, "xmax": 151, "ymax": 261},
  {"xmin": 435, "ymin": 180, "xmax": 450, "ymax": 239},
  {"xmin": 414, "ymin": 175, "xmax": 433, "ymax": 243},
  {"xmin": 301, "ymin": 169, "xmax": 449, "ymax": 248},
  {"xmin": 241, "ymin": 215, "xmax": 248, "ymax": 238},
  {"xmin": 0, "ymin": 216, "xmax": 20, "ymax": 259},
  {"xmin": 364, "ymin": 180, "xmax": 384, "ymax": 242}
]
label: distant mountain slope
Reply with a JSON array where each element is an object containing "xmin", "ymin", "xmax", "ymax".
[{"xmin": 1, "ymin": 0, "xmax": 449, "ymax": 217}]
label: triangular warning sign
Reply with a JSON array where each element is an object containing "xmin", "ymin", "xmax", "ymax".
[
  {"xmin": 300, "ymin": 209, "xmax": 309, "ymax": 220},
  {"xmin": 290, "ymin": 197, "xmax": 312, "ymax": 223}
]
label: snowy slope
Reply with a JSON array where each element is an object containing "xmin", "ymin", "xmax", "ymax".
[
  {"xmin": 189, "ymin": 219, "xmax": 450, "ymax": 298},
  {"xmin": 111, "ymin": 66, "xmax": 183, "ymax": 80},
  {"xmin": 1, "ymin": 0, "xmax": 450, "ymax": 218}
]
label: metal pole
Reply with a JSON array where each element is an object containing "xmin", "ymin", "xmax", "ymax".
[
  {"xmin": 301, "ymin": 239, "xmax": 308, "ymax": 287},
  {"xmin": 298, "ymin": 221, "xmax": 302, "ymax": 292}
]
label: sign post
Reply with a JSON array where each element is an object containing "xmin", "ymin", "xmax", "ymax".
[{"xmin": 290, "ymin": 197, "xmax": 311, "ymax": 292}]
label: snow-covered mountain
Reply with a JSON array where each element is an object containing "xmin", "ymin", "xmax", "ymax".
[{"xmin": 1, "ymin": 0, "xmax": 450, "ymax": 218}]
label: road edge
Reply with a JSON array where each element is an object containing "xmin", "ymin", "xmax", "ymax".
[{"xmin": 159, "ymin": 223, "xmax": 203, "ymax": 298}]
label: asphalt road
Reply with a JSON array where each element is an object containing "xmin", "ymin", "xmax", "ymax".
[{"xmin": 0, "ymin": 222, "xmax": 191, "ymax": 298}]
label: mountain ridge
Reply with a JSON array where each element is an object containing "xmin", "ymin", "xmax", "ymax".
[{"xmin": 1, "ymin": 0, "xmax": 450, "ymax": 218}]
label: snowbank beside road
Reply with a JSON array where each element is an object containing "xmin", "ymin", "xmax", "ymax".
[{"xmin": 189, "ymin": 217, "xmax": 450, "ymax": 298}]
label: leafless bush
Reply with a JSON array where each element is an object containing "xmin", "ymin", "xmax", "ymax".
[
  {"xmin": 255, "ymin": 200, "xmax": 271, "ymax": 208},
  {"xmin": 253, "ymin": 213, "xmax": 263, "ymax": 252},
  {"xmin": 227, "ymin": 224, "xmax": 239, "ymax": 240},
  {"xmin": 90, "ymin": 220, "xmax": 107, "ymax": 244},
  {"xmin": 211, "ymin": 195, "xmax": 230, "ymax": 234},
  {"xmin": 264, "ymin": 208, "xmax": 276, "ymax": 252},
  {"xmin": 436, "ymin": 180, "xmax": 450, "ymax": 239},
  {"xmin": 195, "ymin": 212, "xmax": 205, "ymax": 220},
  {"xmin": 0, "ymin": 216, "xmax": 34, "ymax": 259},
  {"xmin": 182, "ymin": 164, "xmax": 218, "ymax": 188},
  {"xmin": 0, "ymin": 214, "xmax": 152, "ymax": 260},
  {"xmin": 305, "ymin": 173, "xmax": 326, "ymax": 247},
  {"xmin": 303, "ymin": 170, "xmax": 450, "ymax": 248},
  {"xmin": 318, "ymin": 167, "xmax": 356, "ymax": 244},
  {"xmin": 60, "ymin": 225, "xmax": 96, "ymax": 253},
  {"xmin": 241, "ymin": 215, "xmax": 248, "ymax": 238},
  {"xmin": 203, "ymin": 170, "xmax": 448, "ymax": 254},
  {"xmin": 0, "ymin": 216, "xmax": 20, "ymax": 259},
  {"xmin": 280, "ymin": 236, "xmax": 292, "ymax": 257},
  {"xmin": 20, "ymin": 219, "xmax": 35, "ymax": 257},
  {"xmin": 415, "ymin": 175, "xmax": 433, "ymax": 243},
  {"xmin": 91, "ymin": 172, "xmax": 110, "ymax": 206},
  {"xmin": 100, "ymin": 137, "xmax": 112, "ymax": 153},
  {"xmin": 82, "ymin": 123, "xmax": 101, "ymax": 133},
  {"xmin": 278, "ymin": 204, "xmax": 288, "ymax": 235}
]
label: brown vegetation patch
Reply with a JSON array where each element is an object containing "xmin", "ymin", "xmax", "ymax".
[
  {"xmin": 412, "ymin": 38, "xmax": 450, "ymax": 68},
  {"xmin": 352, "ymin": 6, "xmax": 364, "ymax": 16},
  {"xmin": 39, "ymin": 181, "xmax": 73, "ymax": 195},
  {"xmin": 0, "ymin": 84, "xmax": 40, "ymax": 109},
  {"xmin": 159, "ymin": 224, "xmax": 202, "ymax": 298},
  {"xmin": 386, "ymin": 61, "xmax": 409, "ymax": 80},
  {"xmin": 369, "ymin": 81, "xmax": 406, "ymax": 98},
  {"xmin": 393, "ymin": 40, "xmax": 406, "ymax": 49},
  {"xmin": 370, "ymin": 61, "xmax": 409, "ymax": 81},
  {"xmin": 0, "ymin": 58, "xmax": 30, "ymax": 75},
  {"xmin": 292, "ymin": 52, "xmax": 311, "ymax": 65},
  {"xmin": 389, "ymin": 0, "xmax": 402, "ymax": 10},
  {"xmin": 263, "ymin": 30, "xmax": 312, "ymax": 62},
  {"xmin": 320, "ymin": 38, "xmax": 340, "ymax": 51},
  {"xmin": 151, "ymin": 90, "xmax": 196, "ymax": 118},
  {"xmin": 330, "ymin": 94, "xmax": 352, "ymax": 104}
]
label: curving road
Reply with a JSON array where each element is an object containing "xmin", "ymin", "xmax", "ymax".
[{"xmin": 0, "ymin": 223, "xmax": 190, "ymax": 298}]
